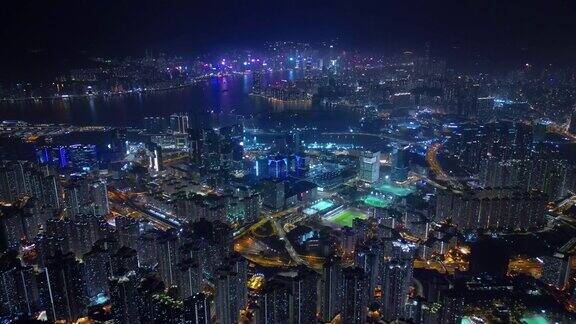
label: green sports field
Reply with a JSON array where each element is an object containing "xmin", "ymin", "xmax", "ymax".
[
  {"xmin": 328, "ymin": 208, "xmax": 367, "ymax": 227},
  {"xmin": 375, "ymin": 183, "xmax": 414, "ymax": 197},
  {"xmin": 362, "ymin": 195, "xmax": 391, "ymax": 208}
]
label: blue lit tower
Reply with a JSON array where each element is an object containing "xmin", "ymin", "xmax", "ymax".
[
  {"xmin": 254, "ymin": 156, "xmax": 269, "ymax": 179},
  {"xmin": 268, "ymin": 156, "xmax": 288, "ymax": 179},
  {"xmin": 391, "ymin": 146, "xmax": 409, "ymax": 182}
]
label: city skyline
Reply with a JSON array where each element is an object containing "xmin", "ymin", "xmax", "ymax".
[
  {"xmin": 3, "ymin": 0, "xmax": 576, "ymax": 80},
  {"xmin": 2, "ymin": 2, "xmax": 576, "ymax": 324}
]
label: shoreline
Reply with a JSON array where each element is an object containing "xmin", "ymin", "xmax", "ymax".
[{"xmin": 0, "ymin": 73, "xmax": 227, "ymax": 103}]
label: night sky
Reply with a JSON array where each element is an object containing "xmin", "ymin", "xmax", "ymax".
[{"xmin": 2, "ymin": 0, "xmax": 576, "ymax": 79}]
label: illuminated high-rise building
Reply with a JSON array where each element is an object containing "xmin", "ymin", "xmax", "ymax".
[
  {"xmin": 391, "ymin": 146, "xmax": 409, "ymax": 182},
  {"xmin": 156, "ymin": 231, "xmax": 180, "ymax": 286},
  {"xmin": 215, "ymin": 255, "xmax": 248, "ymax": 324},
  {"xmin": 183, "ymin": 293, "xmax": 212, "ymax": 324},
  {"xmin": 342, "ymin": 267, "xmax": 368, "ymax": 324},
  {"xmin": 89, "ymin": 178, "xmax": 109, "ymax": 216},
  {"xmin": 540, "ymin": 252, "xmax": 572, "ymax": 289},
  {"xmin": 381, "ymin": 240, "xmax": 417, "ymax": 321},
  {"xmin": 110, "ymin": 271, "xmax": 142, "ymax": 323},
  {"xmin": 0, "ymin": 196, "xmax": 40, "ymax": 251},
  {"xmin": 148, "ymin": 143, "xmax": 164, "ymax": 172},
  {"xmin": 274, "ymin": 266, "xmax": 319, "ymax": 324},
  {"xmin": 66, "ymin": 144, "xmax": 98, "ymax": 171},
  {"xmin": 38, "ymin": 252, "xmax": 86, "ymax": 322},
  {"xmin": 82, "ymin": 245, "xmax": 111, "ymax": 300},
  {"xmin": 0, "ymin": 253, "xmax": 40, "ymax": 318},
  {"xmin": 188, "ymin": 128, "xmax": 204, "ymax": 165},
  {"xmin": 268, "ymin": 156, "xmax": 288, "ymax": 179},
  {"xmin": 255, "ymin": 279, "xmax": 290, "ymax": 324},
  {"xmin": 359, "ymin": 151, "xmax": 380, "ymax": 183},
  {"xmin": 0, "ymin": 161, "xmax": 27, "ymax": 202},
  {"xmin": 174, "ymin": 259, "xmax": 202, "ymax": 299},
  {"xmin": 170, "ymin": 113, "xmax": 190, "ymax": 134},
  {"xmin": 320, "ymin": 256, "xmax": 344, "ymax": 322},
  {"xmin": 255, "ymin": 156, "xmax": 269, "ymax": 179},
  {"xmin": 115, "ymin": 215, "xmax": 139, "ymax": 249}
]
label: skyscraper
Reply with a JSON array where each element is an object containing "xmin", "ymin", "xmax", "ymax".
[
  {"xmin": 320, "ymin": 256, "xmax": 344, "ymax": 322},
  {"xmin": 115, "ymin": 215, "xmax": 139, "ymax": 249},
  {"xmin": 268, "ymin": 156, "xmax": 288, "ymax": 179},
  {"xmin": 0, "ymin": 196, "xmax": 39, "ymax": 251},
  {"xmin": 183, "ymin": 293, "xmax": 212, "ymax": 324},
  {"xmin": 261, "ymin": 179, "xmax": 285, "ymax": 211},
  {"xmin": 170, "ymin": 113, "xmax": 190, "ymax": 134},
  {"xmin": 0, "ymin": 161, "xmax": 27, "ymax": 202},
  {"xmin": 64, "ymin": 174, "xmax": 90, "ymax": 218},
  {"xmin": 89, "ymin": 178, "xmax": 109, "ymax": 216},
  {"xmin": 342, "ymin": 267, "xmax": 368, "ymax": 324},
  {"xmin": 359, "ymin": 151, "xmax": 380, "ymax": 183},
  {"xmin": 381, "ymin": 240, "xmax": 417, "ymax": 321},
  {"xmin": 391, "ymin": 146, "xmax": 409, "ymax": 182},
  {"xmin": 188, "ymin": 128, "xmax": 204, "ymax": 165},
  {"xmin": 540, "ymin": 252, "xmax": 572, "ymax": 290},
  {"xmin": 276, "ymin": 266, "xmax": 319, "ymax": 324},
  {"xmin": 156, "ymin": 231, "xmax": 180, "ymax": 286},
  {"xmin": 38, "ymin": 252, "xmax": 86, "ymax": 322},
  {"xmin": 215, "ymin": 256, "xmax": 248, "ymax": 324},
  {"xmin": 255, "ymin": 279, "xmax": 290, "ymax": 324},
  {"xmin": 174, "ymin": 259, "xmax": 202, "ymax": 299},
  {"xmin": 83, "ymin": 245, "xmax": 111, "ymax": 300},
  {"xmin": 148, "ymin": 143, "xmax": 164, "ymax": 172},
  {"xmin": 0, "ymin": 252, "xmax": 40, "ymax": 317},
  {"xmin": 109, "ymin": 271, "xmax": 142, "ymax": 323}
]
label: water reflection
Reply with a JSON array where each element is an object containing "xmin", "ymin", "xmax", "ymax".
[{"xmin": 0, "ymin": 71, "xmax": 349, "ymax": 130}]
